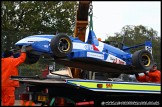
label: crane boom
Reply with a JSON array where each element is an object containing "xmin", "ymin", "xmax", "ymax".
[
  {"xmin": 72, "ymin": 1, "xmax": 91, "ymax": 78},
  {"xmin": 74, "ymin": 1, "xmax": 91, "ymax": 41}
]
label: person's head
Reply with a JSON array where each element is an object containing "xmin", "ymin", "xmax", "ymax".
[
  {"xmin": 150, "ymin": 63, "xmax": 157, "ymax": 72},
  {"xmin": 2, "ymin": 50, "xmax": 14, "ymax": 58}
]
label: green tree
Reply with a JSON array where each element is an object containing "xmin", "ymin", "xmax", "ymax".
[
  {"xmin": 1, "ymin": 1, "xmax": 78, "ymax": 76},
  {"xmin": 1, "ymin": 1, "xmax": 77, "ymax": 50},
  {"xmin": 105, "ymin": 25, "xmax": 161, "ymax": 70}
]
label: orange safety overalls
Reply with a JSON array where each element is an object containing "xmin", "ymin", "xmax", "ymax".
[
  {"xmin": 1, "ymin": 52, "xmax": 26, "ymax": 106},
  {"xmin": 136, "ymin": 70, "xmax": 161, "ymax": 83}
]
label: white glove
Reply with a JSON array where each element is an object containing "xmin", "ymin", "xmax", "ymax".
[{"xmin": 21, "ymin": 45, "xmax": 26, "ymax": 52}]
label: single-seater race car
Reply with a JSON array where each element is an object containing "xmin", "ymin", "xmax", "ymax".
[{"xmin": 15, "ymin": 30, "xmax": 154, "ymax": 74}]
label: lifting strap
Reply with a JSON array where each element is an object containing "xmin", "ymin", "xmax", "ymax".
[{"xmin": 89, "ymin": 3, "xmax": 93, "ymax": 31}]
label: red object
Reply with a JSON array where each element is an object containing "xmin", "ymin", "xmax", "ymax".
[
  {"xmin": 20, "ymin": 93, "xmax": 29, "ymax": 100},
  {"xmin": 54, "ymin": 97, "xmax": 66, "ymax": 106},
  {"xmin": 92, "ymin": 44, "xmax": 99, "ymax": 51},
  {"xmin": 76, "ymin": 101, "xmax": 94, "ymax": 106},
  {"xmin": 42, "ymin": 65, "xmax": 49, "ymax": 77},
  {"xmin": 42, "ymin": 69, "xmax": 49, "ymax": 77},
  {"xmin": 136, "ymin": 70, "xmax": 161, "ymax": 83}
]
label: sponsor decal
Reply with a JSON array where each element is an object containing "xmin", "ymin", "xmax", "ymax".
[
  {"xmin": 87, "ymin": 52, "xmax": 104, "ymax": 60},
  {"xmin": 145, "ymin": 46, "xmax": 152, "ymax": 54},
  {"xmin": 106, "ymin": 54, "xmax": 126, "ymax": 65},
  {"xmin": 106, "ymin": 83, "xmax": 113, "ymax": 88},
  {"xmin": 73, "ymin": 42, "xmax": 93, "ymax": 50}
]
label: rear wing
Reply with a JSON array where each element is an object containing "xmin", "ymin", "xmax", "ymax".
[
  {"xmin": 122, "ymin": 41, "xmax": 152, "ymax": 54},
  {"xmin": 144, "ymin": 41, "xmax": 152, "ymax": 54}
]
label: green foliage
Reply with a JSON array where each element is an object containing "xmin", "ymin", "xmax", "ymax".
[
  {"xmin": 1, "ymin": 1, "xmax": 77, "ymax": 76},
  {"xmin": 1, "ymin": 1, "xmax": 77, "ymax": 51},
  {"xmin": 18, "ymin": 62, "xmax": 41, "ymax": 76},
  {"xmin": 105, "ymin": 25, "xmax": 161, "ymax": 70},
  {"xmin": 18, "ymin": 56, "xmax": 67, "ymax": 76}
]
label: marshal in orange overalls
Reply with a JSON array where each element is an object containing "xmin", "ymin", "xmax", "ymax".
[
  {"xmin": 136, "ymin": 70, "xmax": 161, "ymax": 83},
  {"xmin": 1, "ymin": 52, "xmax": 26, "ymax": 106}
]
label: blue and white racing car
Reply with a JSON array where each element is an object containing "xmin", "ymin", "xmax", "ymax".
[{"xmin": 15, "ymin": 30, "xmax": 154, "ymax": 74}]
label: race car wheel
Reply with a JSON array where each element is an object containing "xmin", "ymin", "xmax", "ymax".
[
  {"xmin": 24, "ymin": 52, "xmax": 40, "ymax": 64},
  {"xmin": 50, "ymin": 33, "xmax": 72, "ymax": 58},
  {"xmin": 132, "ymin": 49, "xmax": 154, "ymax": 71}
]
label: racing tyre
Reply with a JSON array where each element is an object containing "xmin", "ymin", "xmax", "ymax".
[
  {"xmin": 50, "ymin": 33, "xmax": 72, "ymax": 58},
  {"xmin": 24, "ymin": 52, "xmax": 40, "ymax": 64},
  {"xmin": 132, "ymin": 49, "xmax": 154, "ymax": 71}
]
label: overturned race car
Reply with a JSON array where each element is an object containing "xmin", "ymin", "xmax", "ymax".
[{"xmin": 15, "ymin": 30, "xmax": 154, "ymax": 74}]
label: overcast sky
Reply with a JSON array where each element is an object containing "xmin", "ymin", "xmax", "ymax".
[{"xmin": 85, "ymin": 1, "xmax": 161, "ymax": 40}]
